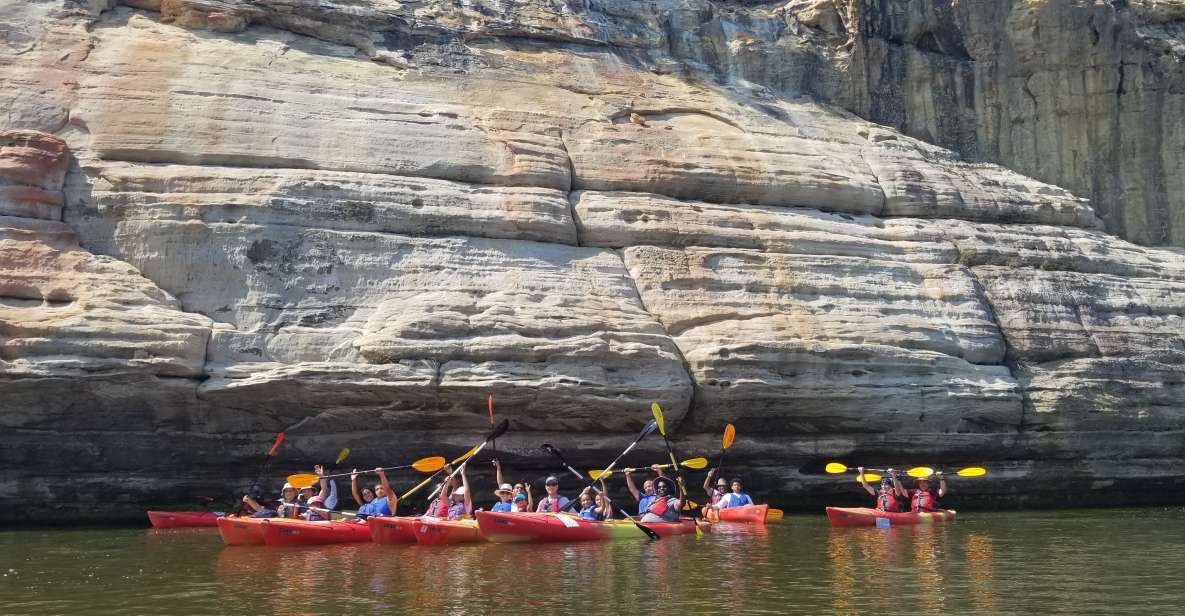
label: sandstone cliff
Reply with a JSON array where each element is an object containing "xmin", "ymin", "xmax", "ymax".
[{"xmin": 2, "ymin": 0, "xmax": 1183, "ymax": 521}]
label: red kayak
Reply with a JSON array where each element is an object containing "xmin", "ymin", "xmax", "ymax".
[
  {"xmin": 217, "ymin": 516, "xmax": 267, "ymax": 545},
  {"xmin": 367, "ymin": 516, "xmax": 419, "ymax": 544},
  {"xmin": 825, "ymin": 507, "xmax": 957, "ymax": 528},
  {"xmin": 147, "ymin": 511, "xmax": 219, "ymax": 528},
  {"xmin": 413, "ymin": 517, "xmax": 483, "ymax": 545},
  {"xmin": 261, "ymin": 518, "xmax": 373, "ymax": 546},
  {"xmin": 476, "ymin": 511, "xmax": 701, "ymax": 543},
  {"xmin": 703, "ymin": 504, "xmax": 769, "ymax": 524}
]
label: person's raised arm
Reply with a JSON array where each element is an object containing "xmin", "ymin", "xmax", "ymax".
[
  {"xmin": 242, "ymin": 494, "xmax": 263, "ymax": 513},
  {"xmin": 461, "ymin": 464, "xmax": 472, "ymax": 514},
  {"xmin": 937, "ymin": 472, "xmax": 947, "ymax": 499},
  {"xmin": 651, "ymin": 463, "xmax": 665, "ymax": 478},
  {"xmin": 600, "ymin": 479, "xmax": 612, "ymax": 519},
  {"xmin": 494, "ymin": 459, "xmax": 503, "ymax": 487},
  {"xmin": 703, "ymin": 468, "xmax": 716, "ymax": 498},
  {"xmin": 377, "ymin": 467, "xmax": 396, "ymax": 513},
  {"xmin": 526, "ymin": 483, "xmax": 534, "ymax": 512},
  {"xmin": 350, "ymin": 469, "xmax": 364, "ymax": 507},
  {"xmin": 859, "ymin": 467, "xmax": 876, "ymax": 497},
  {"xmin": 625, "ymin": 468, "xmax": 641, "ymax": 502},
  {"xmin": 891, "ymin": 470, "xmax": 906, "ymax": 499},
  {"xmin": 314, "ymin": 465, "xmax": 330, "ymax": 501}
]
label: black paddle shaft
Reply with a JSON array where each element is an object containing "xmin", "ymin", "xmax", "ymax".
[{"xmin": 542, "ymin": 441, "xmax": 660, "ymax": 541}]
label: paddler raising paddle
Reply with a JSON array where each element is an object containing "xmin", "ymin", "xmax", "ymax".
[
  {"xmin": 859, "ymin": 467, "xmax": 902, "ymax": 512},
  {"xmin": 894, "ymin": 472, "xmax": 946, "ymax": 512},
  {"xmin": 703, "ymin": 470, "xmax": 729, "ymax": 507},
  {"xmin": 711, "ymin": 478, "xmax": 754, "ymax": 510},
  {"xmin": 639, "ymin": 476, "xmax": 681, "ymax": 523},
  {"xmin": 352, "ymin": 468, "xmax": 395, "ymax": 520},
  {"xmin": 624, "ymin": 464, "xmax": 664, "ymax": 515}
]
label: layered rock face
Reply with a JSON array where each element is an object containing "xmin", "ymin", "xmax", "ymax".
[{"xmin": 2, "ymin": 0, "xmax": 1184, "ymax": 521}]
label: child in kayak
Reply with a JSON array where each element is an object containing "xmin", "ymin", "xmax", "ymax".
[
  {"xmin": 712, "ymin": 478, "xmax": 753, "ymax": 509},
  {"xmin": 536, "ymin": 475, "xmax": 570, "ymax": 513},
  {"xmin": 492, "ymin": 483, "xmax": 516, "ymax": 512},
  {"xmin": 241, "ymin": 482, "xmax": 299, "ymax": 518},
  {"xmin": 859, "ymin": 467, "xmax": 902, "ymax": 512},
  {"xmin": 512, "ymin": 484, "xmax": 532, "ymax": 512},
  {"xmin": 640, "ymin": 476, "xmax": 681, "ymax": 523},
  {"xmin": 578, "ymin": 480, "xmax": 612, "ymax": 521},
  {"xmin": 625, "ymin": 465, "xmax": 663, "ymax": 515},
  {"xmin": 445, "ymin": 464, "xmax": 473, "ymax": 520},
  {"xmin": 894, "ymin": 472, "xmax": 946, "ymax": 512}
]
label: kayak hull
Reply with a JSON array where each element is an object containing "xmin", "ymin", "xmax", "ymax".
[
  {"xmin": 413, "ymin": 518, "xmax": 483, "ymax": 545},
  {"xmin": 476, "ymin": 511, "xmax": 700, "ymax": 543},
  {"xmin": 825, "ymin": 507, "xmax": 957, "ymax": 528},
  {"xmin": 367, "ymin": 516, "xmax": 419, "ymax": 544},
  {"xmin": 148, "ymin": 511, "xmax": 219, "ymax": 528},
  {"xmin": 703, "ymin": 504, "xmax": 769, "ymax": 524},
  {"xmin": 217, "ymin": 516, "xmax": 267, "ymax": 546},
  {"xmin": 261, "ymin": 518, "xmax": 373, "ymax": 546}
]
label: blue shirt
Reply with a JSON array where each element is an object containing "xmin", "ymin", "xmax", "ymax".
[
  {"xmin": 637, "ymin": 493, "xmax": 657, "ymax": 515},
  {"xmin": 491, "ymin": 501, "xmax": 514, "ymax": 513},
  {"xmin": 718, "ymin": 493, "xmax": 753, "ymax": 509},
  {"xmin": 359, "ymin": 497, "xmax": 392, "ymax": 518}
]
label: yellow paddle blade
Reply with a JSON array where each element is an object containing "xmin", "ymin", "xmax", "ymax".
[
  {"xmin": 650, "ymin": 402, "xmax": 666, "ymax": 436},
  {"xmin": 451, "ymin": 443, "xmax": 482, "ymax": 465},
  {"xmin": 825, "ymin": 462, "xmax": 849, "ymax": 474},
  {"xmin": 287, "ymin": 473, "xmax": 320, "ymax": 489},
  {"xmin": 335, "ymin": 448, "xmax": 350, "ymax": 465},
  {"xmin": 722, "ymin": 423, "xmax": 736, "ymax": 449},
  {"xmin": 412, "ymin": 456, "xmax": 446, "ymax": 473},
  {"xmin": 589, "ymin": 470, "xmax": 610, "ymax": 480},
  {"xmin": 855, "ymin": 473, "xmax": 881, "ymax": 483},
  {"xmin": 957, "ymin": 467, "xmax": 987, "ymax": 477},
  {"xmin": 767, "ymin": 508, "xmax": 784, "ymax": 521},
  {"xmin": 907, "ymin": 467, "xmax": 934, "ymax": 478},
  {"xmin": 681, "ymin": 457, "xmax": 708, "ymax": 470}
]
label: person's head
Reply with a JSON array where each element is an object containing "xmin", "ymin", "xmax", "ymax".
[
  {"xmin": 715, "ymin": 478, "xmax": 728, "ymax": 494},
  {"xmin": 545, "ymin": 476, "xmax": 560, "ymax": 495},
  {"xmin": 308, "ymin": 496, "xmax": 326, "ymax": 514},
  {"xmin": 879, "ymin": 479, "xmax": 893, "ymax": 492},
  {"xmin": 514, "ymin": 492, "xmax": 527, "ymax": 507},
  {"xmin": 298, "ymin": 486, "xmax": 315, "ymax": 502},
  {"xmin": 513, "ymin": 483, "xmax": 525, "ymax": 496},
  {"xmin": 730, "ymin": 479, "xmax": 743, "ymax": 494},
  {"xmin": 495, "ymin": 483, "xmax": 514, "ymax": 502},
  {"xmin": 916, "ymin": 477, "xmax": 932, "ymax": 490},
  {"xmin": 361, "ymin": 486, "xmax": 376, "ymax": 503},
  {"xmin": 654, "ymin": 476, "xmax": 676, "ymax": 497},
  {"xmin": 281, "ymin": 483, "xmax": 296, "ymax": 501},
  {"xmin": 452, "ymin": 485, "xmax": 467, "ymax": 503},
  {"xmin": 642, "ymin": 479, "xmax": 656, "ymax": 495},
  {"xmin": 595, "ymin": 493, "xmax": 608, "ymax": 508},
  {"xmin": 374, "ymin": 483, "xmax": 385, "ymax": 498},
  {"xmin": 580, "ymin": 491, "xmax": 594, "ymax": 507}
]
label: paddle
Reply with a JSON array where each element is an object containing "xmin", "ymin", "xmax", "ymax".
[
  {"xmin": 545, "ymin": 432, "xmax": 661, "ymax": 541},
  {"xmin": 239, "ymin": 432, "xmax": 285, "ymax": 514},
  {"xmin": 287, "ymin": 456, "xmax": 446, "ymax": 489},
  {"xmin": 487, "ymin": 395, "xmax": 496, "ymax": 458},
  {"xmin": 650, "ymin": 403, "xmax": 703, "ymax": 538},
  {"xmin": 588, "ymin": 457, "xmax": 709, "ymax": 479},
  {"xmin": 400, "ymin": 420, "xmax": 510, "ymax": 502},
  {"xmin": 825, "ymin": 463, "xmax": 987, "ymax": 480},
  {"xmin": 717, "ymin": 423, "xmax": 735, "ymax": 481}
]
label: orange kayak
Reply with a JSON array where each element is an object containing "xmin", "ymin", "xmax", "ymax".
[
  {"xmin": 367, "ymin": 516, "xmax": 419, "ymax": 544},
  {"xmin": 825, "ymin": 507, "xmax": 957, "ymax": 528},
  {"xmin": 217, "ymin": 516, "xmax": 267, "ymax": 545},
  {"xmin": 477, "ymin": 511, "xmax": 701, "ymax": 543},
  {"xmin": 261, "ymin": 518, "xmax": 373, "ymax": 546},
  {"xmin": 413, "ymin": 517, "xmax": 482, "ymax": 545},
  {"xmin": 704, "ymin": 504, "xmax": 769, "ymax": 524},
  {"xmin": 148, "ymin": 511, "xmax": 220, "ymax": 528}
]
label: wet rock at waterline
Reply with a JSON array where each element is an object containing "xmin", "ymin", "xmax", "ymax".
[{"xmin": 2, "ymin": 1, "xmax": 1184, "ymax": 521}]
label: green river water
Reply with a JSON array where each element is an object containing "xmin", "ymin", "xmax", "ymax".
[{"xmin": 2, "ymin": 508, "xmax": 1182, "ymax": 615}]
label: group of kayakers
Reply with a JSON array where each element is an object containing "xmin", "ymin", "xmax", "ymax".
[
  {"xmin": 858, "ymin": 467, "xmax": 947, "ymax": 513},
  {"xmin": 240, "ymin": 459, "xmax": 759, "ymax": 525}
]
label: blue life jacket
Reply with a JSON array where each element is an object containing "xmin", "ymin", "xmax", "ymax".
[
  {"xmin": 491, "ymin": 501, "xmax": 514, "ymax": 513},
  {"xmin": 579, "ymin": 504, "xmax": 602, "ymax": 521},
  {"xmin": 720, "ymin": 493, "xmax": 753, "ymax": 509}
]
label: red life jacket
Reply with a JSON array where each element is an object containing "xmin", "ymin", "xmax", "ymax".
[
  {"xmin": 647, "ymin": 497, "xmax": 669, "ymax": 516},
  {"xmin": 911, "ymin": 489, "xmax": 939, "ymax": 512},
  {"xmin": 432, "ymin": 497, "xmax": 449, "ymax": 518},
  {"xmin": 876, "ymin": 488, "xmax": 900, "ymax": 512}
]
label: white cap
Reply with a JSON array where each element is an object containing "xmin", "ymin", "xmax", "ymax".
[
  {"xmin": 453, "ymin": 486, "xmax": 467, "ymax": 496},
  {"xmin": 282, "ymin": 483, "xmax": 295, "ymax": 491}
]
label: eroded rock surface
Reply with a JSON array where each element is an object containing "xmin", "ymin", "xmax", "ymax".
[{"xmin": 1, "ymin": 0, "xmax": 1183, "ymax": 520}]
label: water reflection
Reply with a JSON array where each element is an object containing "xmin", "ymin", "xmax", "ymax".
[{"xmin": 962, "ymin": 533, "xmax": 996, "ymax": 611}]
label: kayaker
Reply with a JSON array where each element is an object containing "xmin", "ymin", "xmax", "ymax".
[
  {"xmin": 512, "ymin": 484, "xmax": 532, "ymax": 512},
  {"xmin": 241, "ymin": 482, "xmax": 299, "ymax": 518},
  {"xmin": 445, "ymin": 464, "xmax": 473, "ymax": 520},
  {"xmin": 535, "ymin": 475, "xmax": 570, "ymax": 513},
  {"xmin": 712, "ymin": 478, "xmax": 754, "ymax": 509},
  {"xmin": 349, "ymin": 468, "xmax": 376, "ymax": 508},
  {"xmin": 639, "ymin": 476, "xmax": 681, "ymax": 523},
  {"xmin": 578, "ymin": 479, "xmax": 612, "ymax": 521},
  {"xmin": 492, "ymin": 483, "xmax": 515, "ymax": 513},
  {"xmin": 426, "ymin": 464, "xmax": 457, "ymax": 518},
  {"xmin": 703, "ymin": 469, "xmax": 729, "ymax": 507},
  {"xmin": 355, "ymin": 468, "xmax": 396, "ymax": 519},
  {"xmin": 894, "ymin": 472, "xmax": 946, "ymax": 512},
  {"xmin": 625, "ymin": 464, "xmax": 663, "ymax": 515},
  {"xmin": 859, "ymin": 467, "xmax": 902, "ymax": 512}
]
